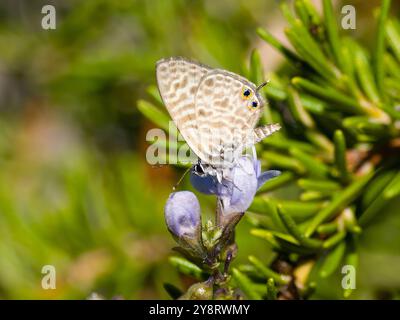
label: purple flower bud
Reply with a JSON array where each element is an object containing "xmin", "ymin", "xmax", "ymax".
[{"xmin": 164, "ymin": 191, "xmax": 201, "ymax": 239}]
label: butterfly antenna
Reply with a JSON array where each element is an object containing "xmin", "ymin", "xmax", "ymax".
[
  {"xmin": 256, "ymin": 80, "xmax": 269, "ymax": 93},
  {"xmin": 172, "ymin": 166, "xmax": 192, "ymax": 191}
]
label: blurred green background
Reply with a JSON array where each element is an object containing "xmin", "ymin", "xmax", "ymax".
[{"xmin": 0, "ymin": 0, "xmax": 398, "ymax": 299}]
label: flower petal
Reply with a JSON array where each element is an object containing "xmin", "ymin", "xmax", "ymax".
[
  {"xmin": 190, "ymin": 170, "xmax": 219, "ymax": 195},
  {"xmin": 220, "ymin": 157, "xmax": 258, "ymax": 215},
  {"xmin": 257, "ymin": 170, "xmax": 281, "ymax": 190}
]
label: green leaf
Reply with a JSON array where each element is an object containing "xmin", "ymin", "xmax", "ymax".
[
  {"xmin": 257, "ymin": 27, "xmax": 301, "ymax": 64},
  {"xmin": 248, "ymin": 255, "xmax": 290, "ymax": 285},
  {"xmin": 386, "ymin": 19, "xmax": 400, "ymax": 62},
  {"xmin": 252, "ymin": 228, "xmax": 319, "ymax": 254},
  {"xmin": 146, "ymin": 85, "xmax": 163, "ymax": 106},
  {"xmin": 385, "ymin": 77, "xmax": 400, "ymax": 100},
  {"xmin": 277, "ymin": 206, "xmax": 323, "ymax": 249},
  {"xmin": 248, "ymin": 49, "xmax": 264, "ymax": 85},
  {"xmin": 280, "ymin": 1, "xmax": 298, "ymax": 26},
  {"xmin": 384, "ymin": 53, "xmax": 400, "ymax": 80},
  {"xmin": 137, "ymin": 99, "xmax": 171, "ymax": 132},
  {"xmin": 317, "ymin": 222, "xmax": 338, "ymax": 235},
  {"xmin": 374, "ymin": 0, "xmax": 392, "ymax": 95},
  {"xmin": 163, "ymin": 283, "xmax": 183, "ymax": 299},
  {"xmin": 232, "ymin": 268, "xmax": 262, "ymax": 300},
  {"xmin": 300, "ymin": 191, "xmax": 329, "ymax": 202},
  {"xmin": 319, "ymin": 240, "xmax": 346, "ymax": 278},
  {"xmin": 252, "ymin": 228, "xmax": 306, "ymax": 247},
  {"xmin": 288, "ymin": 147, "xmax": 329, "ymax": 178},
  {"xmin": 301, "ymin": 0, "xmax": 323, "ymax": 28},
  {"xmin": 305, "ymin": 171, "xmax": 374, "ymax": 236},
  {"xmin": 384, "ymin": 171, "xmax": 400, "ymax": 199},
  {"xmin": 275, "ymin": 199, "xmax": 324, "ymax": 222},
  {"xmin": 305, "ymin": 130, "xmax": 334, "ymax": 156},
  {"xmin": 322, "ymin": 0, "xmax": 343, "ymax": 69},
  {"xmin": 250, "ymin": 229, "xmax": 282, "ymax": 251},
  {"xmin": 292, "ymin": 77, "xmax": 365, "ymax": 114},
  {"xmin": 343, "ymin": 116, "xmax": 391, "ymax": 138},
  {"xmin": 294, "ymin": 0, "xmax": 311, "ymax": 28},
  {"xmin": 248, "ymin": 197, "xmax": 285, "ymax": 230},
  {"xmin": 245, "ymin": 212, "xmax": 275, "ymax": 229},
  {"xmin": 280, "ymin": 2, "xmax": 333, "ymax": 79},
  {"xmin": 168, "ymin": 256, "xmax": 206, "ymax": 280},
  {"xmin": 285, "ymin": 27, "xmax": 336, "ymax": 81},
  {"xmin": 266, "ymin": 278, "xmax": 278, "ymax": 300},
  {"xmin": 287, "ymin": 86, "xmax": 315, "ymax": 129},
  {"xmin": 359, "ymin": 171, "xmax": 400, "ymax": 226},
  {"xmin": 263, "ymin": 135, "xmax": 317, "ymax": 154},
  {"xmin": 361, "ymin": 170, "xmax": 398, "ymax": 208},
  {"xmin": 354, "ymin": 45, "xmax": 381, "ymax": 104},
  {"xmin": 238, "ymin": 264, "xmax": 267, "ymax": 282},
  {"xmin": 298, "ymin": 179, "xmax": 340, "ymax": 192},
  {"xmin": 333, "ymin": 130, "xmax": 350, "ymax": 183},
  {"xmin": 264, "ymin": 84, "xmax": 329, "ymax": 115},
  {"xmin": 252, "ymin": 196, "xmax": 324, "ymax": 223},
  {"xmin": 322, "ymin": 230, "xmax": 346, "ymax": 249},
  {"xmin": 300, "ymin": 95, "xmax": 328, "ymax": 114},
  {"xmin": 340, "ymin": 42, "xmax": 357, "ymax": 82},
  {"xmin": 261, "ymin": 151, "xmax": 306, "ymax": 174},
  {"xmin": 271, "ymin": 231, "xmax": 321, "ymax": 254},
  {"xmin": 264, "ymin": 83, "xmax": 287, "ymax": 101}
]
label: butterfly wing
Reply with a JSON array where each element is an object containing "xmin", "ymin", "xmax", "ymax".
[
  {"xmin": 194, "ymin": 70, "xmax": 265, "ymax": 168},
  {"xmin": 156, "ymin": 57, "xmax": 211, "ymax": 160}
]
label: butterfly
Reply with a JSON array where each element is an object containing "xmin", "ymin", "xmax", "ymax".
[{"xmin": 156, "ymin": 57, "xmax": 280, "ymax": 182}]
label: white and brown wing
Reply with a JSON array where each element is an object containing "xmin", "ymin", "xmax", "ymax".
[
  {"xmin": 156, "ymin": 57, "xmax": 211, "ymax": 159},
  {"xmin": 194, "ymin": 70, "xmax": 264, "ymax": 167}
]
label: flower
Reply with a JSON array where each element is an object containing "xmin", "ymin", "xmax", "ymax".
[
  {"xmin": 190, "ymin": 156, "xmax": 281, "ymax": 216},
  {"xmin": 165, "ymin": 191, "xmax": 201, "ymax": 239},
  {"xmin": 164, "ymin": 156, "xmax": 280, "ymax": 261}
]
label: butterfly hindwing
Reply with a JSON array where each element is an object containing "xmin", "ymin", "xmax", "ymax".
[{"xmin": 194, "ymin": 70, "xmax": 264, "ymax": 167}]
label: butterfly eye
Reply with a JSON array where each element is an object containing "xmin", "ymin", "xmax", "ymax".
[
  {"xmin": 242, "ymin": 88, "xmax": 252, "ymax": 100},
  {"xmin": 251, "ymin": 101, "xmax": 258, "ymax": 108}
]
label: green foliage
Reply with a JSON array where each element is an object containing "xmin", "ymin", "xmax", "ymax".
[
  {"xmin": 0, "ymin": 122, "xmax": 174, "ymax": 298},
  {"xmin": 139, "ymin": 0, "xmax": 400, "ymax": 300}
]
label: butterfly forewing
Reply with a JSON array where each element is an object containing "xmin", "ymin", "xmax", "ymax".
[{"xmin": 156, "ymin": 57, "xmax": 211, "ymax": 159}]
